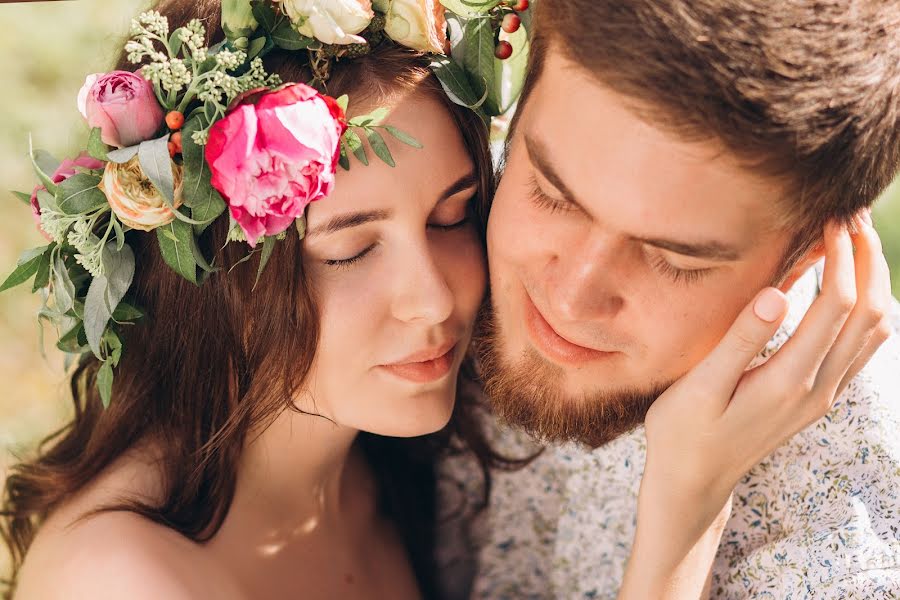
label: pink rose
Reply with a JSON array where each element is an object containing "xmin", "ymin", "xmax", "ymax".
[
  {"xmin": 77, "ymin": 70, "xmax": 164, "ymax": 148},
  {"xmin": 205, "ymin": 83, "xmax": 347, "ymax": 247},
  {"xmin": 30, "ymin": 152, "xmax": 105, "ymax": 240}
]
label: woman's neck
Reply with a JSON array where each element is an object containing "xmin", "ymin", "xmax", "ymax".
[{"xmin": 213, "ymin": 407, "xmax": 374, "ymax": 555}]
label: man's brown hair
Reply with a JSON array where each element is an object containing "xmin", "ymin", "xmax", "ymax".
[{"xmin": 518, "ymin": 0, "xmax": 900, "ymax": 265}]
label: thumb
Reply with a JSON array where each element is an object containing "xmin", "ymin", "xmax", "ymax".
[{"xmin": 684, "ymin": 287, "xmax": 789, "ymax": 409}]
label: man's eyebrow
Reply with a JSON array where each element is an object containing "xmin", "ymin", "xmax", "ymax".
[
  {"xmin": 441, "ymin": 172, "xmax": 479, "ymax": 200},
  {"xmin": 524, "ymin": 133, "xmax": 580, "ymax": 206},
  {"xmin": 306, "ymin": 209, "xmax": 392, "ymax": 238},
  {"xmin": 636, "ymin": 236, "xmax": 742, "ymax": 261}
]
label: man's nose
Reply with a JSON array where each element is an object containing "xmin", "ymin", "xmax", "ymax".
[{"xmin": 544, "ymin": 238, "xmax": 626, "ymax": 323}]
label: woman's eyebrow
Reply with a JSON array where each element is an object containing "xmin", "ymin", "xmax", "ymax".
[
  {"xmin": 440, "ymin": 172, "xmax": 478, "ymax": 200},
  {"xmin": 306, "ymin": 209, "xmax": 393, "ymax": 238}
]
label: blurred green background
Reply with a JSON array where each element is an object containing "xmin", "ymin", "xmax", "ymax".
[{"xmin": 0, "ymin": 0, "xmax": 899, "ymax": 575}]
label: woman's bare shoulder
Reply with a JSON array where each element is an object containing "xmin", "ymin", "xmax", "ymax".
[{"xmin": 13, "ymin": 448, "xmax": 242, "ymax": 599}]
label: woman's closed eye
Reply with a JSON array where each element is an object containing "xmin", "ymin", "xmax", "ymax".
[{"xmin": 324, "ymin": 244, "xmax": 377, "ymax": 269}]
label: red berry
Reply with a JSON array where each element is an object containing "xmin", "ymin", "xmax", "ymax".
[
  {"xmin": 165, "ymin": 110, "xmax": 185, "ymax": 130},
  {"xmin": 170, "ymin": 131, "xmax": 183, "ymax": 154},
  {"xmin": 167, "ymin": 141, "xmax": 177, "ymax": 158},
  {"xmin": 513, "ymin": 0, "xmax": 529, "ymax": 11},
  {"xmin": 495, "ymin": 40, "xmax": 513, "ymax": 60},
  {"xmin": 501, "ymin": 13, "xmax": 521, "ymax": 33}
]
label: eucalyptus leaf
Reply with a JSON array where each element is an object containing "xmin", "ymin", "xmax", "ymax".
[
  {"xmin": 366, "ymin": 107, "xmax": 390, "ymax": 127},
  {"xmin": 156, "ymin": 220, "xmax": 198, "ymax": 284},
  {"xmin": 33, "ymin": 148, "xmax": 60, "ymax": 180},
  {"xmin": 138, "ymin": 136, "xmax": 175, "ymax": 204},
  {"xmin": 56, "ymin": 174, "xmax": 107, "ymax": 215},
  {"xmin": 248, "ymin": 34, "xmax": 268, "ymax": 59},
  {"xmin": 101, "ymin": 242, "xmax": 135, "ymax": 311},
  {"xmin": 366, "ymin": 130, "xmax": 395, "ymax": 167},
  {"xmin": 169, "ymin": 27, "xmax": 185, "ymax": 57},
  {"xmin": 190, "ymin": 234, "xmax": 218, "ymax": 274},
  {"xmin": 338, "ymin": 140, "xmax": 351, "ymax": 171},
  {"xmin": 336, "ymin": 94, "xmax": 349, "ymax": 113},
  {"xmin": 431, "ymin": 57, "xmax": 486, "ymax": 109},
  {"xmin": 113, "ymin": 217, "xmax": 126, "ymax": 251},
  {"xmin": 87, "ymin": 127, "xmax": 110, "ymax": 162},
  {"xmin": 52, "ymin": 254, "xmax": 76, "ymax": 314},
  {"xmin": 97, "ymin": 361, "xmax": 114, "ymax": 408},
  {"xmin": 106, "ymin": 145, "xmax": 140, "ymax": 164},
  {"xmin": 112, "ymin": 301, "xmax": 144, "ymax": 323}
]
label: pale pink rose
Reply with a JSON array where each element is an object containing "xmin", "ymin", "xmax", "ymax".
[
  {"xmin": 205, "ymin": 83, "xmax": 347, "ymax": 247},
  {"xmin": 384, "ymin": 0, "xmax": 448, "ymax": 54},
  {"xmin": 30, "ymin": 152, "xmax": 105, "ymax": 240},
  {"xmin": 99, "ymin": 156, "xmax": 184, "ymax": 231},
  {"xmin": 78, "ymin": 70, "xmax": 164, "ymax": 148}
]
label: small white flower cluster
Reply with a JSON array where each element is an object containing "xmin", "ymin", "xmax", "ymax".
[
  {"xmin": 196, "ymin": 57, "xmax": 282, "ymax": 111},
  {"xmin": 67, "ymin": 220, "xmax": 105, "ymax": 278},
  {"xmin": 130, "ymin": 10, "xmax": 169, "ymax": 40},
  {"xmin": 142, "ymin": 58, "xmax": 193, "ymax": 94},
  {"xmin": 215, "ymin": 49, "xmax": 248, "ymax": 71},
  {"xmin": 39, "ymin": 209, "xmax": 75, "ymax": 245},
  {"xmin": 179, "ymin": 19, "xmax": 208, "ymax": 63}
]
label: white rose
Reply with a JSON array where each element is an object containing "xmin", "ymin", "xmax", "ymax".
[
  {"xmin": 384, "ymin": 0, "xmax": 448, "ymax": 54},
  {"xmin": 277, "ymin": 0, "xmax": 374, "ymax": 45}
]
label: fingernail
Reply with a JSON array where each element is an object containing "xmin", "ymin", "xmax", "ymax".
[{"xmin": 754, "ymin": 288, "xmax": 787, "ymax": 322}]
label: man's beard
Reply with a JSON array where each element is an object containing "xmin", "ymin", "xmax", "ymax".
[{"xmin": 474, "ymin": 299, "xmax": 675, "ymax": 448}]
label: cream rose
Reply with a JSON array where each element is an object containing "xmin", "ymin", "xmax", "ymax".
[
  {"xmin": 99, "ymin": 157, "xmax": 184, "ymax": 232},
  {"xmin": 384, "ymin": 0, "xmax": 448, "ymax": 54},
  {"xmin": 276, "ymin": 0, "xmax": 374, "ymax": 45}
]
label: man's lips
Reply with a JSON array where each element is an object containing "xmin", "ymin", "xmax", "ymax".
[{"xmin": 523, "ymin": 292, "xmax": 617, "ymax": 365}]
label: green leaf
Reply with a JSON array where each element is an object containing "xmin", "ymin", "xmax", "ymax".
[
  {"xmin": 383, "ymin": 126, "xmax": 423, "ymax": 149},
  {"xmin": 367, "ymin": 130, "xmax": 395, "ymax": 167},
  {"xmin": 182, "ymin": 116, "xmax": 227, "ymax": 232},
  {"xmin": 87, "ymin": 127, "xmax": 110, "ymax": 162},
  {"xmin": 494, "ymin": 26, "xmax": 529, "ymax": 113},
  {"xmin": 345, "ymin": 129, "xmax": 368, "ymax": 165},
  {"xmin": 338, "ymin": 139, "xmax": 351, "ymax": 171},
  {"xmin": 463, "ymin": 17, "xmax": 499, "ymax": 115},
  {"xmin": 57, "ymin": 322, "xmax": 86, "ymax": 353},
  {"xmin": 190, "ymin": 234, "xmax": 218, "ymax": 274},
  {"xmin": 366, "ymin": 107, "xmax": 390, "ymax": 127},
  {"xmin": 430, "ymin": 56, "xmax": 487, "ymax": 109},
  {"xmin": 247, "ymin": 34, "xmax": 268, "ymax": 59},
  {"xmin": 36, "ymin": 189, "xmax": 57, "ymax": 213},
  {"xmin": 112, "ymin": 217, "xmax": 126, "ymax": 251},
  {"xmin": 56, "ymin": 173, "xmax": 107, "ymax": 215},
  {"xmin": 106, "ymin": 145, "xmax": 139, "ymax": 164},
  {"xmin": 251, "ymin": 0, "xmax": 281, "ymax": 32},
  {"xmin": 138, "ymin": 136, "xmax": 176, "ymax": 205},
  {"xmin": 52, "ymin": 254, "xmax": 75, "ymax": 314},
  {"xmin": 169, "ymin": 27, "xmax": 185, "ymax": 58},
  {"xmin": 254, "ymin": 235, "xmax": 276, "ymax": 289},
  {"xmin": 156, "ymin": 220, "xmax": 198, "ymax": 284},
  {"xmin": 103, "ymin": 329, "xmax": 123, "ymax": 367},
  {"xmin": 97, "ymin": 361, "xmax": 114, "ymax": 408},
  {"xmin": 336, "ymin": 94, "xmax": 349, "ymax": 113},
  {"xmin": 0, "ymin": 250, "xmax": 43, "ymax": 292},
  {"xmin": 271, "ymin": 20, "xmax": 315, "ymax": 50},
  {"xmin": 11, "ymin": 190, "xmax": 31, "ymax": 206},
  {"xmin": 439, "ymin": 0, "xmax": 501, "ymax": 16},
  {"xmin": 83, "ymin": 243, "xmax": 135, "ymax": 359},
  {"xmin": 29, "ymin": 138, "xmax": 59, "ymax": 196},
  {"xmin": 112, "ymin": 301, "xmax": 144, "ymax": 322},
  {"xmin": 32, "ymin": 249, "xmax": 52, "ymax": 291}
]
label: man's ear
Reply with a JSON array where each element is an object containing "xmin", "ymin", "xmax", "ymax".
[{"xmin": 777, "ymin": 241, "xmax": 826, "ymax": 293}]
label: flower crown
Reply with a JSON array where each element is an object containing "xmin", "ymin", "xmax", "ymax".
[{"xmin": 1, "ymin": 0, "xmax": 532, "ymax": 406}]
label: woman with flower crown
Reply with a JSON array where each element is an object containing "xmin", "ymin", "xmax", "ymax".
[{"xmin": 0, "ymin": 0, "xmax": 888, "ymax": 599}]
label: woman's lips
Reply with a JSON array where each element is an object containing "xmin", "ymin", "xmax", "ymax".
[
  {"xmin": 379, "ymin": 343, "xmax": 457, "ymax": 383},
  {"xmin": 524, "ymin": 293, "xmax": 617, "ymax": 365}
]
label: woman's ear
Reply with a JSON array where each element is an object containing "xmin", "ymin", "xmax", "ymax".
[{"xmin": 777, "ymin": 241, "xmax": 826, "ymax": 293}]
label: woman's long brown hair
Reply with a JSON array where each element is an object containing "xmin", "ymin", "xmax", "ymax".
[{"xmin": 0, "ymin": 1, "xmax": 514, "ymax": 597}]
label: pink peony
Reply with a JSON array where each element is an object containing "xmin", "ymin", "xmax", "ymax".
[
  {"xmin": 205, "ymin": 83, "xmax": 347, "ymax": 247},
  {"xmin": 30, "ymin": 152, "xmax": 105, "ymax": 240},
  {"xmin": 77, "ymin": 70, "xmax": 165, "ymax": 148}
]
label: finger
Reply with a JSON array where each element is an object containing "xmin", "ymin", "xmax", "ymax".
[
  {"xmin": 682, "ymin": 286, "xmax": 788, "ymax": 405},
  {"xmin": 762, "ymin": 222, "xmax": 856, "ymax": 382},
  {"xmin": 816, "ymin": 218, "xmax": 892, "ymax": 394},
  {"xmin": 836, "ymin": 314, "xmax": 892, "ymax": 394}
]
